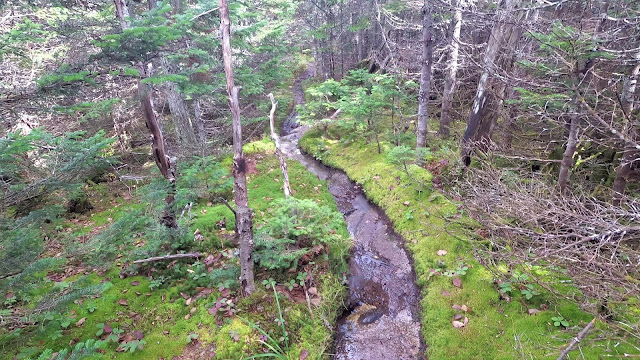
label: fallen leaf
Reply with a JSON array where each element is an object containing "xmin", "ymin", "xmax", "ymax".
[
  {"xmin": 300, "ymin": 350, "xmax": 309, "ymax": 360},
  {"xmin": 452, "ymin": 317, "xmax": 469, "ymax": 328},
  {"xmin": 118, "ymin": 299, "xmax": 128, "ymax": 306},
  {"xmin": 131, "ymin": 281, "xmax": 139, "ymax": 286},
  {"xmin": 104, "ymin": 324, "xmax": 112, "ymax": 334},
  {"xmin": 307, "ymin": 287, "xmax": 318, "ymax": 296},
  {"xmin": 437, "ymin": 250, "xmax": 447, "ymax": 256},
  {"xmin": 134, "ymin": 330, "xmax": 144, "ymax": 340},
  {"xmin": 403, "ymin": 201, "xmax": 410, "ymax": 206},
  {"xmin": 122, "ymin": 334, "xmax": 134, "ymax": 343},
  {"xmin": 452, "ymin": 278, "xmax": 462, "ymax": 288},
  {"xmin": 528, "ymin": 308, "xmax": 541, "ymax": 315},
  {"xmin": 76, "ymin": 317, "xmax": 86, "ymax": 327},
  {"xmin": 441, "ymin": 290, "xmax": 451, "ymax": 297},
  {"xmin": 190, "ymin": 307, "xmax": 197, "ymax": 314},
  {"xmin": 186, "ymin": 298, "xmax": 193, "ymax": 306}
]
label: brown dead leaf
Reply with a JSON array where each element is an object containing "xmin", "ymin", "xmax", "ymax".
[
  {"xmin": 452, "ymin": 278, "xmax": 462, "ymax": 288},
  {"xmin": 186, "ymin": 298, "xmax": 193, "ymax": 306},
  {"xmin": 130, "ymin": 281, "xmax": 139, "ymax": 286},
  {"xmin": 452, "ymin": 317, "xmax": 469, "ymax": 328},
  {"xmin": 441, "ymin": 290, "xmax": 451, "ymax": 297},
  {"xmin": 76, "ymin": 317, "xmax": 86, "ymax": 327},
  {"xmin": 528, "ymin": 308, "xmax": 541, "ymax": 315},
  {"xmin": 118, "ymin": 299, "xmax": 128, "ymax": 306},
  {"xmin": 403, "ymin": 201, "xmax": 410, "ymax": 206},
  {"xmin": 437, "ymin": 250, "xmax": 447, "ymax": 256},
  {"xmin": 300, "ymin": 350, "xmax": 309, "ymax": 360},
  {"xmin": 190, "ymin": 307, "xmax": 197, "ymax": 314}
]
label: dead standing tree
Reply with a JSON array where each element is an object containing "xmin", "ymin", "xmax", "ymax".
[
  {"xmin": 113, "ymin": 0, "xmax": 177, "ymax": 228},
  {"xmin": 219, "ymin": 0, "xmax": 256, "ymax": 295},
  {"xmin": 268, "ymin": 93, "xmax": 292, "ymax": 198}
]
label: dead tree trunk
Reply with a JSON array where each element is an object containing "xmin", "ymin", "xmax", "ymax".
[
  {"xmin": 439, "ymin": 2, "xmax": 461, "ymax": 138},
  {"xmin": 219, "ymin": 0, "xmax": 255, "ymax": 296},
  {"xmin": 558, "ymin": 100, "xmax": 580, "ymax": 194},
  {"xmin": 139, "ymin": 71, "xmax": 178, "ymax": 228},
  {"xmin": 114, "ymin": 0, "xmax": 177, "ymax": 227},
  {"xmin": 612, "ymin": 63, "xmax": 640, "ymax": 205},
  {"xmin": 416, "ymin": 0, "xmax": 434, "ymax": 149},
  {"xmin": 268, "ymin": 94, "xmax": 291, "ymax": 198},
  {"xmin": 461, "ymin": 0, "xmax": 521, "ymax": 166}
]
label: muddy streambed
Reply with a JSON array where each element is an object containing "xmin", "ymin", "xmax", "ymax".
[{"xmin": 279, "ymin": 127, "xmax": 424, "ymax": 359}]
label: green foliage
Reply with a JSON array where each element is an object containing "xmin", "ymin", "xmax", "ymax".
[
  {"xmin": 254, "ymin": 198, "xmax": 346, "ymax": 271},
  {"xmin": 53, "ymin": 99, "xmax": 120, "ymax": 123},
  {"xmin": 176, "ymin": 156, "xmax": 233, "ymax": 205},
  {"xmin": 37, "ymin": 67, "xmax": 96, "ymax": 89},
  {"xmin": 0, "ymin": 18, "xmax": 47, "ymax": 61},
  {"xmin": 551, "ymin": 315, "xmax": 569, "ymax": 328}
]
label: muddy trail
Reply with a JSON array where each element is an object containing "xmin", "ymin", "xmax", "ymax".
[{"xmin": 279, "ymin": 70, "xmax": 424, "ymax": 360}]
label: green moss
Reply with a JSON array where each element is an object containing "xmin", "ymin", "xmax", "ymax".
[{"xmin": 300, "ymin": 128, "xmax": 638, "ymax": 359}]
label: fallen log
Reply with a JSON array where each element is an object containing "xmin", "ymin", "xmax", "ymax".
[{"xmin": 133, "ymin": 252, "xmax": 201, "ymax": 264}]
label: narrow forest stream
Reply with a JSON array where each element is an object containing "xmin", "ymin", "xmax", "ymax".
[{"xmin": 278, "ymin": 69, "xmax": 425, "ymax": 359}]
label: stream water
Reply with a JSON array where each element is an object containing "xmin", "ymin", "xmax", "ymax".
[{"xmin": 279, "ymin": 71, "xmax": 425, "ymax": 359}]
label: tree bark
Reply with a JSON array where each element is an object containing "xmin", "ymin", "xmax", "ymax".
[
  {"xmin": 416, "ymin": 0, "xmax": 434, "ymax": 149},
  {"xmin": 219, "ymin": 0, "xmax": 256, "ymax": 296},
  {"xmin": 268, "ymin": 94, "xmax": 292, "ymax": 198},
  {"xmin": 461, "ymin": 0, "xmax": 521, "ymax": 166},
  {"xmin": 439, "ymin": 3, "xmax": 462, "ymax": 138},
  {"xmin": 162, "ymin": 58, "xmax": 198, "ymax": 149},
  {"xmin": 113, "ymin": 0, "xmax": 130, "ymax": 29},
  {"xmin": 558, "ymin": 100, "xmax": 580, "ymax": 194},
  {"xmin": 612, "ymin": 63, "xmax": 640, "ymax": 205},
  {"xmin": 138, "ymin": 71, "xmax": 178, "ymax": 228}
]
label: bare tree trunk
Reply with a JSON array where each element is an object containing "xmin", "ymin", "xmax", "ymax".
[
  {"xmin": 612, "ymin": 63, "xmax": 640, "ymax": 205},
  {"xmin": 114, "ymin": 0, "xmax": 177, "ymax": 227},
  {"xmin": 558, "ymin": 101, "xmax": 580, "ymax": 194},
  {"xmin": 193, "ymin": 98, "xmax": 207, "ymax": 147},
  {"xmin": 113, "ymin": 0, "xmax": 130, "ymax": 29},
  {"xmin": 439, "ymin": 3, "xmax": 461, "ymax": 138},
  {"xmin": 162, "ymin": 58, "xmax": 198, "ymax": 149},
  {"xmin": 268, "ymin": 94, "xmax": 291, "ymax": 198},
  {"xmin": 461, "ymin": 0, "xmax": 521, "ymax": 166},
  {"xmin": 416, "ymin": 0, "xmax": 434, "ymax": 149},
  {"xmin": 219, "ymin": 0, "xmax": 255, "ymax": 296},
  {"xmin": 138, "ymin": 71, "xmax": 177, "ymax": 228}
]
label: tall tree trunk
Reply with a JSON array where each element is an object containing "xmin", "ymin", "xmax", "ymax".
[
  {"xmin": 219, "ymin": 0, "xmax": 255, "ymax": 296},
  {"xmin": 461, "ymin": 0, "xmax": 521, "ymax": 166},
  {"xmin": 612, "ymin": 63, "xmax": 640, "ymax": 205},
  {"xmin": 161, "ymin": 58, "xmax": 198, "ymax": 149},
  {"xmin": 268, "ymin": 94, "xmax": 291, "ymax": 198},
  {"xmin": 113, "ymin": 0, "xmax": 130, "ymax": 29},
  {"xmin": 439, "ymin": 3, "xmax": 461, "ymax": 138},
  {"xmin": 416, "ymin": 0, "xmax": 434, "ymax": 149},
  {"xmin": 558, "ymin": 101, "xmax": 580, "ymax": 194}
]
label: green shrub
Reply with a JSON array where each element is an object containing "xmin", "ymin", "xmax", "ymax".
[{"xmin": 254, "ymin": 198, "xmax": 346, "ymax": 270}]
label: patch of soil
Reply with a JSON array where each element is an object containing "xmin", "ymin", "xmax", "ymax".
[{"xmin": 170, "ymin": 340, "xmax": 216, "ymax": 360}]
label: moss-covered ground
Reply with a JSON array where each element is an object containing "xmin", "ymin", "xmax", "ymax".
[
  {"xmin": 299, "ymin": 127, "xmax": 638, "ymax": 359},
  {"xmin": 1, "ymin": 139, "xmax": 350, "ymax": 360}
]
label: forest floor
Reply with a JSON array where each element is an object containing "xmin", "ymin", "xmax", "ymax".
[
  {"xmin": 2, "ymin": 139, "xmax": 352, "ymax": 360},
  {"xmin": 299, "ymin": 126, "xmax": 640, "ymax": 359}
]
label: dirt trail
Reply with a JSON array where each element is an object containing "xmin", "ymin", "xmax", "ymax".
[{"xmin": 279, "ymin": 67, "xmax": 424, "ymax": 359}]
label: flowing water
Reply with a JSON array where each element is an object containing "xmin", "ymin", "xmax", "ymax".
[{"xmin": 279, "ymin": 72, "xmax": 425, "ymax": 359}]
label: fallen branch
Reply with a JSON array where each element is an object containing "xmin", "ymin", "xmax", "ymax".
[
  {"xmin": 556, "ymin": 318, "xmax": 596, "ymax": 360},
  {"xmin": 133, "ymin": 252, "xmax": 201, "ymax": 264}
]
